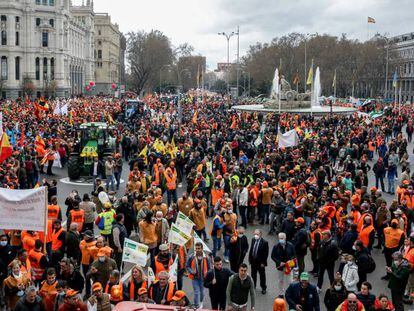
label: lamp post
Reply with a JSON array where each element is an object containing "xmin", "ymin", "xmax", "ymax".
[
  {"xmin": 384, "ymin": 37, "xmax": 390, "ymax": 100},
  {"xmin": 178, "ymin": 68, "xmax": 191, "ymax": 92},
  {"xmin": 218, "ymin": 31, "xmax": 236, "ymax": 96},
  {"xmin": 159, "ymin": 64, "xmax": 172, "ymax": 94}
]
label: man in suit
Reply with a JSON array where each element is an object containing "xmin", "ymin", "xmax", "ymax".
[{"xmin": 248, "ymin": 229, "xmax": 269, "ymax": 294}]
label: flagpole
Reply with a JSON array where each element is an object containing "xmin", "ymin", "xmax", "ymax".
[
  {"xmin": 278, "ymin": 58, "xmax": 282, "ymax": 114},
  {"xmin": 310, "ymin": 59, "xmax": 314, "ymax": 117}
]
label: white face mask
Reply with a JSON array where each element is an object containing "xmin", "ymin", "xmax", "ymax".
[
  {"xmin": 254, "ymin": 234, "xmax": 260, "ymax": 240},
  {"xmin": 352, "ymin": 245, "xmax": 357, "ymax": 251},
  {"xmin": 394, "ymin": 260, "xmax": 400, "ymax": 266},
  {"xmin": 98, "ymin": 257, "xmax": 105, "ymax": 262},
  {"xmin": 334, "ymin": 285, "xmax": 342, "ymax": 291},
  {"xmin": 347, "ymin": 261, "xmax": 353, "ymax": 265},
  {"xmin": 0, "ymin": 241, "xmax": 7, "ymax": 247},
  {"xmin": 239, "ymin": 233, "xmax": 244, "ymax": 237}
]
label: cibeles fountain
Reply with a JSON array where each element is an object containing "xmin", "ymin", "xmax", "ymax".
[{"xmin": 232, "ymin": 67, "xmax": 357, "ymax": 115}]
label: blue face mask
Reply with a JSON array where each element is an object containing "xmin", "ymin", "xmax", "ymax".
[
  {"xmin": 0, "ymin": 241, "xmax": 7, "ymax": 247},
  {"xmin": 279, "ymin": 239, "xmax": 286, "ymax": 245}
]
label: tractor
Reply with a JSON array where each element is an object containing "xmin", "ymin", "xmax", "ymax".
[{"xmin": 67, "ymin": 122, "xmax": 116, "ymax": 180}]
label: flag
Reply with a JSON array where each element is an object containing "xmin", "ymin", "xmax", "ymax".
[
  {"xmin": 367, "ymin": 16, "xmax": 376, "ymax": 23},
  {"xmin": 293, "ymin": 73, "xmax": 300, "ymax": 85},
  {"xmin": 332, "ymin": 69, "xmax": 337, "ymax": 88},
  {"xmin": 0, "ymin": 112, "xmax": 3, "ymax": 137},
  {"xmin": 35, "ymin": 135, "xmax": 46, "ymax": 155},
  {"xmin": 192, "ymin": 110, "xmax": 198, "ymax": 124},
  {"xmin": 194, "ymin": 232, "xmax": 212, "ymax": 253},
  {"xmin": 168, "ymin": 256, "xmax": 178, "ymax": 282},
  {"xmin": 392, "ymin": 71, "xmax": 398, "ymax": 88},
  {"xmin": 147, "ymin": 267, "xmax": 155, "ymax": 287},
  {"xmin": 306, "ymin": 66, "xmax": 313, "ymax": 85},
  {"xmin": 278, "ymin": 129, "xmax": 299, "ymax": 149},
  {"xmin": 0, "ymin": 133, "xmax": 13, "ymax": 163},
  {"xmin": 34, "ymin": 98, "xmax": 49, "ymax": 112},
  {"xmin": 18, "ymin": 129, "xmax": 25, "ymax": 147},
  {"xmin": 153, "ymin": 139, "xmax": 165, "ymax": 154},
  {"xmin": 138, "ymin": 145, "xmax": 148, "ymax": 158}
]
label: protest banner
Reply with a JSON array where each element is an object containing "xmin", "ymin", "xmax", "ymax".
[
  {"xmin": 176, "ymin": 211, "xmax": 194, "ymax": 235},
  {"xmin": 0, "ymin": 187, "xmax": 47, "ymax": 231},
  {"xmin": 168, "ymin": 256, "xmax": 179, "ymax": 282},
  {"xmin": 122, "ymin": 238, "xmax": 149, "ymax": 267},
  {"xmin": 168, "ymin": 223, "xmax": 191, "ymax": 246},
  {"xmin": 278, "ymin": 129, "xmax": 299, "ymax": 149}
]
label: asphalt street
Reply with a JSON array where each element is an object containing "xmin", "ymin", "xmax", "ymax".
[{"xmin": 48, "ymin": 139, "xmax": 413, "ymax": 310}]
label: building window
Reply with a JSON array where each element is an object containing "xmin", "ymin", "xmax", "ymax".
[
  {"xmin": 49, "ymin": 0, "xmax": 54, "ymax": 5},
  {"xmin": 43, "ymin": 57, "xmax": 47, "ymax": 80},
  {"xmin": 50, "ymin": 57, "xmax": 54, "ymax": 80},
  {"xmin": 1, "ymin": 31, "xmax": 6, "ymax": 45},
  {"xmin": 98, "ymin": 30, "xmax": 101, "ymax": 35},
  {"xmin": 98, "ymin": 50, "xmax": 102, "ymax": 59},
  {"xmin": 1, "ymin": 16, "xmax": 6, "ymax": 22},
  {"xmin": 98, "ymin": 40, "xmax": 102, "ymax": 45},
  {"xmin": 15, "ymin": 16, "xmax": 19, "ymax": 23},
  {"xmin": 36, "ymin": 0, "xmax": 40, "ymax": 4},
  {"xmin": 42, "ymin": 32, "xmax": 48, "ymax": 47},
  {"xmin": 36, "ymin": 18, "xmax": 41, "ymax": 26},
  {"xmin": 42, "ymin": 0, "xmax": 47, "ymax": 5},
  {"xmin": 15, "ymin": 57, "xmax": 20, "ymax": 80},
  {"xmin": 49, "ymin": 19, "xmax": 54, "ymax": 27},
  {"xmin": 1, "ymin": 57, "xmax": 7, "ymax": 80},
  {"xmin": 35, "ymin": 57, "xmax": 40, "ymax": 80},
  {"xmin": 15, "ymin": 32, "xmax": 19, "ymax": 46}
]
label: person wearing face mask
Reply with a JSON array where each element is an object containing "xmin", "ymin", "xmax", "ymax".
[
  {"xmin": 386, "ymin": 251, "xmax": 409, "ymax": 311},
  {"xmin": 39, "ymin": 268, "xmax": 58, "ymax": 311},
  {"xmin": 14, "ymin": 286, "xmax": 45, "ymax": 311},
  {"xmin": 229, "ymin": 226, "xmax": 249, "ymax": 273},
  {"xmin": 339, "ymin": 255, "xmax": 359, "ymax": 292},
  {"xmin": 153, "ymin": 244, "xmax": 173, "ymax": 276},
  {"xmin": 382, "ymin": 219, "xmax": 405, "ymax": 280},
  {"xmin": 324, "ymin": 278, "xmax": 348, "ymax": 311},
  {"xmin": 223, "ymin": 204, "xmax": 237, "ymax": 263},
  {"xmin": 86, "ymin": 250, "xmax": 117, "ymax": 291},
  {"xmin": 248, "ymin": 229, "xmax": 269, "ymax": 295},
  {"xmin": 271, "ymin": 232, "xmax": 296, "ymax": 296},
  {"xmin": 154, "ymin": 211, "xmax": 170, "ymax": 246},
  {"xmin": 111, "ymin": 214, "xmax": 128, "ymax": 270}
]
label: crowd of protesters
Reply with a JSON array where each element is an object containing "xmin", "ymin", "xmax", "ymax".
[{"xmin": 0, "ymin": 93, "xmax": 414, "ymax": 311}]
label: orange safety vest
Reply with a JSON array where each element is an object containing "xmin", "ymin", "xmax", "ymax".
[
  {"xmin": 80, "ymin": 240, "xmax": 96, "ymax": 265},
  {"xmin": 188, "ymin": 256, "xmax": 209, "ymax": 280},
  {"xmin": 70, "ymin": 209, "xmax": 85, "ymax": 232},
  {"xmin": 20, "ymin": 258, "xmax": 32, "ymax": 280},
  {"xmin": 164, "ymin": 167, "xmax": 177, "ymax": 190},
  {"xmin": 149, "ymin": 281, "xmax": 175, "ymax": 303},
  {"xmin": 128, "ymin": 279, "xmax": 147, "ymax": 301},
  {"xmin": 384, "ymin": 227, "xmax": 404, "ymax": 249},
  {"xmin": 51, "ymin": 228, "xmax": 64, "ymax": 251},
  {"xmin": 359, "ymin": 225, "xmax": 375, "ymax": 247},
  {"xmin": 402, "ymin": 193, "xmax": 414, "ymax": 209},
  {"xmin": 211, "ymin": 188, "xmax": 224, "ymax": 206},
  {"xmin": 357, "ymin": 213, "xmax": 373, "ymax": 232},
  {"xmin": 104, "ymin": 281, "xmax": 123, "ymax": 302},
  {"xmin": 39, "ymin": 280, "xmax": 58, "ymax": 311},
  {"xmin": 22, "ymin": 233, "xmax": 37, "ymax": 253},
  {"xmin": 29, "ymin": 249, "xmax": 46, "ymax": 281},
  {"xmin": 47, "ymin": 205, "xmax": 60, "ymax": 220},
  {"xmin": 154, "ymin": 256, "xmax": 173, "ymax": 276},
  {"xmin": 310, "ymin": 228, "xmax": 321, "ymax": 250}
]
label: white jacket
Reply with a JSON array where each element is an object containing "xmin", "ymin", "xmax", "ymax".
[{"xmin": 342, "ymin": 263, "xmax": 359, "ymax": 292}]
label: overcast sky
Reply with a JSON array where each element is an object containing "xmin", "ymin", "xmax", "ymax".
[{"xmin": 83, "ymin": 0, "xmax": 413, "ymax": 69}]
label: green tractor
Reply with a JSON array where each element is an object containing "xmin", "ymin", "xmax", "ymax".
[{"xmin": 67, "ymin": 122, "xmax": 116, "ymax": 180}]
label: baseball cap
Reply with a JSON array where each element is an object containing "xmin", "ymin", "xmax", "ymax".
[
  {"xmin": 295, "ymin": 217, "xmax": 305, "ymax": 224},
  {"xmin": 138, "ymin": 288, "xmax": 147, "ymax": 295},
  {"xmin": 65, "ymin": 289, "xmax": 79, "ymax": 298},
  {"xmin": 159, "ymin": 243, "xmax": 169, "ymax": 251},
  {"xmin": 300, "ymin": 272, "xmax": 309, "ymax": 281},
  {"xmin": 172, "ymin": 290, "xmax": 186, "ymax": 301},
  {"xmin": 97, "ymin": 249, "xmax": 106, "ymax": 257},
  {"xmin": 92, "ymin": 282, "xmax": 102, "ymax": 292},
  {"xmin": 84, "ymin": 230, "xmax": 93, "ymax": 238}
]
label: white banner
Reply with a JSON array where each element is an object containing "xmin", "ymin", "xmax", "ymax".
[
  {"xmin": 176, "ymin": 212, "xmax": 194, "ymax": 235},
  {"xmin": 278, "ymin": 129, "xmax": 299, "ymax": 149},
  {"xmin": 53, "ymin": 151, "xmax": 62, "ymax": 168},
  {"xmin": 168, "ymin": 223, "xmax": 191, "ymax": 246},
  {"xmin": 168, "ymin": 256, "xmax": 178, "ymax": 282},
  {"xmin": 0, "ymin": 187, "xmax": 47, "ymax": 231},
  {"xmin": 194, "ymin": 232, "xmax": 211, "ymax": 253},
  {"xmin": 122, "ymin": 238, "xmax": 148, "ymax": 267}
]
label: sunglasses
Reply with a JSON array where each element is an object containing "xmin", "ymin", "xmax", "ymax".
[{"xmin": 348, "ymin": 300, "xmax": 357, "ymax": 304}]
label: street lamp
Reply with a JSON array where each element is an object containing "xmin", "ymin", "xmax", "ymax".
[
  {"xmin": 178, "ymin": 68, "xmax": 191, "ymax": 92},
  {"xmin": 159, "ymin": 64, "xmax": 172, "ymax": 94},
  {"xmin": 304, "ymin": 33, "xmax": 316, "ymax": 91},
  {"xmin": 218, "ymin": 31, "xmax": 236, "ymax": 95}
]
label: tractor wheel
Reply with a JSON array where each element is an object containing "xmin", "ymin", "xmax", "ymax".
[{"xmin": 67, "ymin": 156, "xmax": 80, "ymax": 180}]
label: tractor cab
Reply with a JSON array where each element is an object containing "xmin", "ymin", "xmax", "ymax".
[{"xmin": 125, "ymin": 99, "xmax": 144, "ymax": 120}]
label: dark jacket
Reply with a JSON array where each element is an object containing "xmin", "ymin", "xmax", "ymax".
[
  {"xmin": 356, "ymin": 292, "xmax": 376, "ymax": 311},
  {"xmin": 228, "ymin": 235, "xmax": 249, "ymax": 265},
  {"xmin": 248, "ymin": 238, "xmax": 269, "ymax": 266},
  {"xmin": 204, "ymin": 267, "xmax": 234, "ymax": 298},
  {"xmin": 317, "ymin": 238, "xmax": 339, "ymax": 264},
  {"xmin": 339, "ymin": 230, "xmax": 359, "ymax": 254},
  {"xmin": 388, "ymin": 259, "xmax": 410, "ymax": 293},
  {"xmin": 354, "ymin": 247, "xmax": 371, "ymax": 274},
  {"xmin": 324, "ymin": 288, "xmax": 348, "ymax": 311},
  {"xmin": 281, "ymin": 219, "xmax": 296, "ymax": 241},
  {"xmin": 294, "ymin": 227, "xmax": 309, "ymax": 257},
  {"xmin": 65, "ymin": 230, "xmax": 81, "ymax": 263},
  {"xmin": 14, "ymin": 295, "xmax": 46, "ymax": 311},
  {"xmin": 271, "ymin": 242, "xmax": 296, "ymax": 271},
  {"xmin": 57, "ymin": 268, "xmax": 85, "ymax": 293},
  {"xmin": 285, "ymin": 282, "xmax": 320, "ymax": 311}
]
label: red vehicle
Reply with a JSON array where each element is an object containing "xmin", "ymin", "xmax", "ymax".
[{"xmin": 113, "ymin": 302, "xmax": 214, "ymax": 311}]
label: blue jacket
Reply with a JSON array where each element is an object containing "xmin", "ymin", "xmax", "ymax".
[{"xmin": 286, "ymin": 282, "xmax": 320, "ymax": 311}]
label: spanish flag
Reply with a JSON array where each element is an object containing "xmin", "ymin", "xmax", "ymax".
[
  {"xmin": 367, "ymin": 16, "xmax": 376, "ymax": 23},
  {"xmin": 0, "ymin": 133, "xmax": 13, "ymax": 163},
  {"xmin": 306, "ymin": 66, "xmax": 313, "ymax": 85},
  {"xmin": 192, "ymin": 111, "xmax": 198, "ymax": 124},
  {"xmin": 35, "ymin": 135, "xmax": 46, "ymax": 155}
]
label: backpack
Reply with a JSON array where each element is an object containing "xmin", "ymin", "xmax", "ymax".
[
  {"xmin": 366, "ymin": 252, "xmax": 376, "ymax": 273},
  {"xmin": 97, "ymin": 216, "xmax": 105, "ymax": 230}
]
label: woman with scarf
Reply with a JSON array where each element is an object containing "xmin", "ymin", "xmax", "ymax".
[{"xmin": 3, "ymin": 260, "xmax": 31, "ymax": 310}]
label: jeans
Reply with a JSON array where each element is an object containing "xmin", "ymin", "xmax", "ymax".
[
  {"xmin": 211, "ymin": 295, "xmax": 226, "ymax": 310},
  {"xmin": 260, "ymin": 204, "xmax": 270, "ymax": 224},
  {"xmin": 192, "ymin": 278, "xmax": 204, "ymax": 307},
  {"xmin": 212, "ymin": 236, "xmax": 222, "ymax": 256},
  {"xmin": 304, "ymin": 216, "xmax": 312, "ymax": 230},
  {"xmin": 106, "ymin": 174, "xmax": 115, "ymax": 191},
  {"xmin": 195, "ymin": 228, "xmax": 207, "ymax": 241},
  {"xmin": 239, "ymin": 206, "xmax": 248, "ymax": 228},
  {"xmin": 224, "ymin": 235, "xmax": 231, "ymax": 258},
  {"xmin": 167, "ymin": 189, "xmax": 178, "ymax": 207},
  {"xmin": 375, "ymin": 176, "xmax": 385, "ymax": 191},
  {"xmin": 82, "ymin": 264, "xmax": 91, "ymax": 296},
  {"xmin": 388, "ymin": 178, "xmax": 395, "ymax": 194},
  {"xmin": 114, "ymin": 172, "xmax": 121, "ymax": 189}
]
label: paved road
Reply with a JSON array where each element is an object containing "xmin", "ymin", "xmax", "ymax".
[{"xmin": 48, "ymin": 140, "xmax": 413, "ymax": 310}]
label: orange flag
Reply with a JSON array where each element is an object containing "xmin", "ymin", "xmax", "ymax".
[
  {"xmin": 192, "ymin": 111, "xmax": 198, "ymax": 124},
  {"xmin": 0, "ymin": 133, "xmax": 13, "ymax": 163}
]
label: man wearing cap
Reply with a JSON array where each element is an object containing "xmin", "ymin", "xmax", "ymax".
[
  {"xmin": 286, "ymin": 272, "xmax": 319, "ymax": 311},
  {"xmin": 248, "ymin": 229, "xmax": 269, "ymax": 295},
  {"xmin": 136, "ymin": 288, "xmax": 155, "ymax": 304},
  {"xmin": 293, "ymin": 217, "xmax": 309, "ymax": 274},
  {"xmin": 58, "ymin": 289, "xmax": 87, "ymax": 311},
  {"xmin": 170, "ymin": 290, "xmax": 190, "ymax": 307},
  {"xmin": 153, "ymin": 244, "xmax": 173, "ymax": 276},
  {"xmin": 87, "ymin": 282, "xmax": 111, "ymax": 311},
  {"xmin": 382, "ymin": 219, "xmax": 405, "ymax": 280}
]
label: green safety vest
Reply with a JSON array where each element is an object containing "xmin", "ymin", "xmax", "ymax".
[{"xmin": 99, "ymin": 209, "xmax": 116, "ymax": 235}]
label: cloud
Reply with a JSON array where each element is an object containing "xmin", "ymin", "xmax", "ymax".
[{"xmin": 90, "ymin": 0, "xmax": 413, "ymax": 68}]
